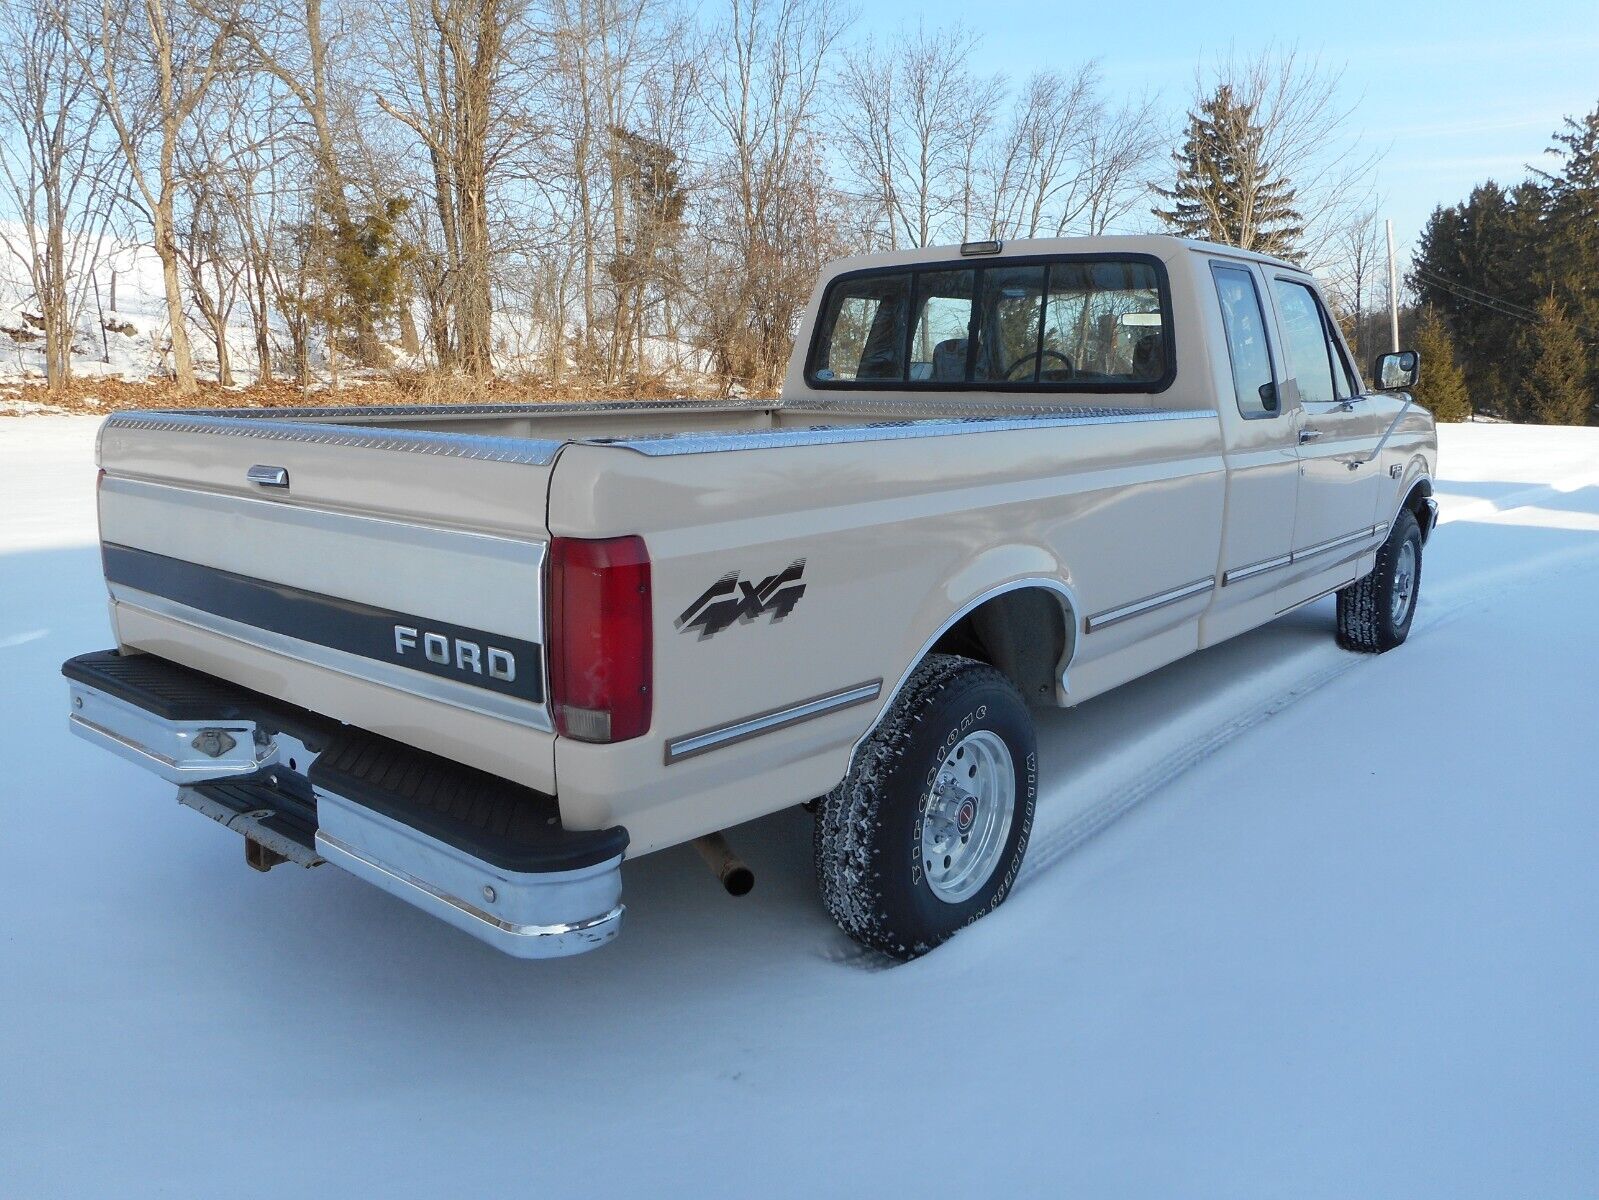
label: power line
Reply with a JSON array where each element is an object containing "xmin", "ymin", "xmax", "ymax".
[
  {"xmin": 1412, "ymin": 265, "xmax": 1599, "ymax": 343},
  {"xmin": 1410, "ymin": 265, "xmax": 1540, "ymax": 321},
  {"xmin": 1411, "ymin": 267, "xmax": 1539, "ymax": 325}
]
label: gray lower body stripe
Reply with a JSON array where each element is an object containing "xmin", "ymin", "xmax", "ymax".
[
  {"xmin": 665, "ymin": 680, "xmax": 882, "ymax": 763},
  {"xmin": 1085, "ymin": 577, "xmax": 1215, "ymax": 632},
  {"xmin": 110, "ymin": 584, "xmax": 553, "ymax": 731}
]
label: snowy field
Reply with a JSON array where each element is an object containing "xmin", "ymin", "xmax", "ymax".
[{"xmin": 2, "ymin": 418, "xmax": 1596, "ymax": 1198}]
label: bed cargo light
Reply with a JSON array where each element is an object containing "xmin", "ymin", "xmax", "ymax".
[{"xmin": 548, "ymin": 535, "xmax": 652, "ymax": 743}]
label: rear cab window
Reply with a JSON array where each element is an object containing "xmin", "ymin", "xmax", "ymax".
[{"xmin": 807, "ymin": 254, "xmax": 1173, "ymax": 393}]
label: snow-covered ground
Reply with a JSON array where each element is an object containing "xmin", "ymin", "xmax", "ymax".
[{"xmin": 1, "ymin": 420, "xmax": 1596, "ymax": 1197}]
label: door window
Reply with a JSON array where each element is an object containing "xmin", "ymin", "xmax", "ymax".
[
  {"xmin": 1271, "ymin": 279, "xmax": 1340, "ymax": 407},
  {"xmin": 1212, "ymin": 264, "xmax": 1279, "ymax": 419}
]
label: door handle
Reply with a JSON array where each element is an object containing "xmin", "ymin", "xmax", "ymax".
[
  {"xmin": 247, "ymin": 464, "xmax": 290, "ymax": 488},
  {"xmin": 1298, "ymin": 429, "xmax": 1322, "ymax": 443}
]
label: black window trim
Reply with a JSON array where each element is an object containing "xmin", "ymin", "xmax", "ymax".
[
  {"xmin": 1209, "ymin": 259, "xmax": 1282, "ymax": 421},
  {"xmin": 805, "ymin": 252, "xmax": 1177, "ymax": 395}
]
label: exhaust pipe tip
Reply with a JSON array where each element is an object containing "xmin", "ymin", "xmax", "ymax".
[{"xmin": 692, "ymin": 832, "xmax": 754, "ymax": 897}]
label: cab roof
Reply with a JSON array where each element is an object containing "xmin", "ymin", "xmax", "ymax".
[{"xmin": 821, "ymin": 234, "xmax": 1304, "ymax": 276}]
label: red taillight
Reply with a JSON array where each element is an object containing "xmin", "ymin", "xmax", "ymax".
[{"xmin": 548, "ymin": 535, "xmax": 652, "ymax": 743}]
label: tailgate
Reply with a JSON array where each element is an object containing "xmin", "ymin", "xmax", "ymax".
[{"xmin": 95, "ymin": 411, "xmax": 561, "ymax": 793}]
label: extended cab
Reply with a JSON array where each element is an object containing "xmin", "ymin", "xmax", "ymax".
[{"xmin": 63, "ymin": 236, "xmax": 1437, "ymax": 961}]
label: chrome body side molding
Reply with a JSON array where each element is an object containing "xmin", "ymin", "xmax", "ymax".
[
  {"xmin": 665, "ymin": 680, "xmax": 883, "ymax": 764},
  {"xmin": 1221, "ymin": 524, "xmax": 1388, "ymax": 586},
  {"xmin": 1221, "ymin": 553, "xmax": 1294, "ymax": 586},
  {"xmin": 1294, "ymin": 524, "xmax": 1387, "ymax": 563},
  {"xmin": 1085, "ymin": 576, "xmax": 1215, "ymax": 632}
]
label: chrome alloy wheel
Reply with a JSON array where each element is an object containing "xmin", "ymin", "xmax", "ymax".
[
  {"xmin": 921, "ymin": 729, "xmax": 1016, "ymax": 904},
  {"xmin": 1391, "ymin": 540, "xmax": 1417, "ymax": 625}
]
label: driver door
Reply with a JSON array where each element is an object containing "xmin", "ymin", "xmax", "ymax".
[{"xmin": 1268, "ymin": 276, "xmax": 1385, "ymax": 580}]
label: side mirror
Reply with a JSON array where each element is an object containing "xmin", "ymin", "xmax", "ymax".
[
  {"xmin": 1374, "ymin": 349, "xmax": 1420, "ymax": 391},
  {"xmin": 1258, "ymin": 381, "xmax": 1278, "ymax": 412}
]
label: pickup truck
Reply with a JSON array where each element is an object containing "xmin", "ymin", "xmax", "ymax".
[{"xmin": 62, "ymin": 235, "xmax": 1438, "ymax": 961}]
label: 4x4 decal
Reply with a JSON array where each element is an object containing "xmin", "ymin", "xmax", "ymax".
[{"xmin": 676, "ymin": 560, "xmax": 807, "ymax": 639}]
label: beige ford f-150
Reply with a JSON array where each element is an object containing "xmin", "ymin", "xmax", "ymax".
[{"xmin": 63, "ymin": 235, "xmax": 1437, "ymax": 961}]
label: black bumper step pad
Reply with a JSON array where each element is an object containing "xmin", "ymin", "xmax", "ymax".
[
  {"xmin": 63, "ymin": 650, "xmax": 336, "ymax": 746},
  {"xmin": 65, "ymin": 649, "xmax": 627, "ymax": 876},
  {"xmin": 309, "ymin": 728, "xmax": 628, "ymax": 873}
]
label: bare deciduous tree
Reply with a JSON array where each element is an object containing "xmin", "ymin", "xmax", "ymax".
[
  {"xmin": 0, "ymin": 0, "xmax": 124, "ymax": 393},
  {"xmin": 73, "ymin": 0, "xmax": 234, "ymax": 393},
  {"xmin": 378, "ymin": 0, "xmax": 535, "ymax": 376},
  {"xmin": 697, "ymin": 0, "xmax": 849, "ymax": 390}
]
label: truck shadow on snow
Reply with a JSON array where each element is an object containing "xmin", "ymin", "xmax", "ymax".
[{"xmin": 7, "ymin": 488, "xmax": 1599, "ymax": 1020}]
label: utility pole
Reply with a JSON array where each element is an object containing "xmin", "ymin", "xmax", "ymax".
[{"xmin": 1385, "ymin": 218, "xmax": 1400, "ymax": 352}]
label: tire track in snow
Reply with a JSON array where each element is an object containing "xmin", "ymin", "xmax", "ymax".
[
  {"xmin": 824, "ymin": 499, "xmax": 1599, "ymax": 967},
  {"xmin": 1014, "ymin": 523, "xmax": 1599, "ymax": 891}
]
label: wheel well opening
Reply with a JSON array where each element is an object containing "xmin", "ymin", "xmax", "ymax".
[
  {"xmin": 929, "ymin": 587, "xmax": 1072, "ymax": 706},
  {"xmin": 1404, "ymin": 479, "xmax": 1435, "ymax": 542}
]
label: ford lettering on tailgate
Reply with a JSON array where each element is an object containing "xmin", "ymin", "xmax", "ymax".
[{"xmin": 101, "ymin": 542, "xmax": 543, "ymax": 703}]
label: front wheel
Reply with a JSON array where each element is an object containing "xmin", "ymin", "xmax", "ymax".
[
  {"xmin": 1336, "ymin": 509, "xmax": 1422, "ymax": 652},
  {"xmin": 814, "ymin": 654, "xmax": 1037, "ymax": 961}
]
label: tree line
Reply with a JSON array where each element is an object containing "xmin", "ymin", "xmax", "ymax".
[
  {"xmin": 0, "ymin": 2, "xmax": 1397, "ymax": 400},
  {"xmin": 1409, "ymin": 107, "xmax": 1599, "ymax": 425}
]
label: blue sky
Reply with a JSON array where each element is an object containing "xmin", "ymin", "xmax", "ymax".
[{"xmin": 854, "ymin": 0, "xmax": 1598, "ymax": 261}]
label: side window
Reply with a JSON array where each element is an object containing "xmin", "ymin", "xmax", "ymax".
[
  {"xmin": 1271, "ymin": 279, "xmax": 1338, "ymax": 407},
  {"xmin": 809, "ymin": 272, "xmax": 910, "ymax": 382},
  {"xmin": 972, "ymin": 266, "xmax": 1046, "ymax": 383},
  {"xmin": 1211, "ymin": 264, "xmax": 1279, "ymax": 419},
  {"xmin": 1328, "ymin": 322, "xmax": 1361, "ymax": 397},
  {"xmin": 909, "ymin": 270, "xmax": 974, "ymax": 382}
]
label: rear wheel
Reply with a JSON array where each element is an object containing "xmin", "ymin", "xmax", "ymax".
[
  {"xmin": 814, "ymin": 654, "xmax": 1037, "ymax": 961},
  {"xmin": 1337, "ymin": 509, "xmax": 1422, "ymax": 652}
]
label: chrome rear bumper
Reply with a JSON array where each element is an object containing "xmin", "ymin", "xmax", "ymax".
[
  {"xmin": 63, "ymin": 650, "xmax": 626, "ymax": 959},
  {"xmin": 69, "ymin": 681, "xmax": 274, "ymax": 784},
  {"xmin": 315, "ymin": 795, "xmax": 623, "ymax": 957}
]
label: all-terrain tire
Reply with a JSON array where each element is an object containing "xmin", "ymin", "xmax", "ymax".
[
  {"xmin": 813, "ymin": 653, "xmax": 1037, "ymax": 961},
  {"xmin": 1336, "ymin": 509, "xmax": 1423, "ymax": 652}
]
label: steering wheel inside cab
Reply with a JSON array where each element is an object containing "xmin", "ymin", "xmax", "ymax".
[{"xmin": 1003, "ymin": 348, "xmax": 1073, "ymax": 382}]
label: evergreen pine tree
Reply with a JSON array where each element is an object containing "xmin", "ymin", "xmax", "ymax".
[
  {"xmin": 1534, "ymin": 105, "xmax": 1599, "ymax": 409},
  {"xmin": 1412, "ymin": 306, "xmax": 1473, "ymax": 421},
  {"xmin": 1410, "ymin": 182, "xmax": 1544, "ymax": 416},
  {"xmin": 1152, "ymin": 84, "xmax": 1303, "ymax": 258},
  {"xmin": 1517, "ymin": 296, "xmax": 1591, "ymax": 425}
]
